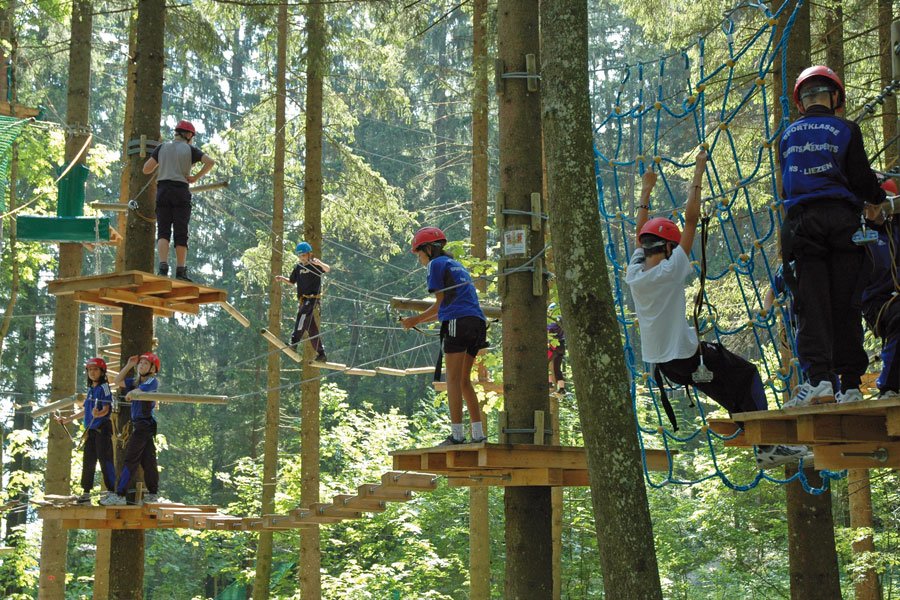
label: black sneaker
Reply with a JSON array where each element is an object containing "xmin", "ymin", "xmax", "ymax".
[
  {"xmin": 75, "ymin": 493, "xmax": 92, "ymax": 505},
  {"xmin": 157, "ymin": 263, "xmax": 169, "ymax": 277},
  {"xmin": 437, "ymin": 435, "xmax": 466, "ymax": 447},
  {"xmin": 470, "ymin": 436, "xmax": 487, "ymax": 444},
  {"xmin": 175, "ymin": 267, "xmax": 193, "ymax": 282},
  {"xmin": 314, "ymin": 352, "xmax": 327, "ymax": 363}
]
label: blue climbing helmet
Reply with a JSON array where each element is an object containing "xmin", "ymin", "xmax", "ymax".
[
  {"xmin": 548, "ymin": 302, "xmax": 561, "ymax": 319},
  {"xmin": 296, "ymin": 241, "xmax": 313, "ymax": 254}
]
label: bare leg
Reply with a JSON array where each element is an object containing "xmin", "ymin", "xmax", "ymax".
[
  {"xmin": 175, "ymin": 245, "xmax": 188, "ymax": 268},
  {"xmin": 157, "ymin": 238, "xmax": 170, "ymax": 264},
  {"xmin": 446, "ymin": 351, "xmax": 482, "ymax": 425}
]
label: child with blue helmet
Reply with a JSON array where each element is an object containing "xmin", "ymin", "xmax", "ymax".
[
  {"xmin": 55, "ymin": 357, "xmax": 116, "ymax": 505},
  {"xmin": 276, "ymin": 241, "xmax": 330, "ymax": 362}
]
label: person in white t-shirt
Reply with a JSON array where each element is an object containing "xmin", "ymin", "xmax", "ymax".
[{"xmin": 626, "ymin": 150, "xmax": 810, "ymax": 469}]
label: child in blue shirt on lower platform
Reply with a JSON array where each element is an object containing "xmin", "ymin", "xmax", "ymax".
[
  {"xmin": 56, "ymin": 357, "xmax": 116, "ymax": 505},
  {"xmin": 101, "ymin": 352, "xmax": 161, "ymax": 506}
]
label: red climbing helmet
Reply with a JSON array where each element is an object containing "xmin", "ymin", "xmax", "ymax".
[
  {"xmin": 175, "ymin": 120, "xmax": 196, "ymax": 135},
  {"xmin": 793, "ymin": 66, "xmax": 845, "ymax": 113},
  {"xmin": 882, "ymin": 179, "xmax": 898, "ymax": 195},
  {"xmin": 639, "ymin": 217, "xmax": 681, "ymax": 245},
  {"xmin": 140, "ymin": 352, "xmax": 161, "ymax": 372},
  {"xmin": 411, "ymin": 226, "xmax": 447, "ymax": 253},
  {"xmin": 85, "ymin": 357, "xmax": 107, "ymax": 371}
]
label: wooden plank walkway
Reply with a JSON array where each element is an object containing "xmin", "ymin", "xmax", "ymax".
[{"xmin": 706, "ymin": 396, "xmax": 900, "ymax": 469}]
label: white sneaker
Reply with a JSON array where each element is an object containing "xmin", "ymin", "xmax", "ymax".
[
  {"xmin": 783, "ymin": 380, "xmax": 834, "ymax": 408},
  {"xmin": 99, "ymin": 493, "xmax": 127, "ymax": 506},
  {"xmin": 878, "ymin": 390, "xmax": 900, "ymax": 400},
  {"xmin": 142, "ymin": 493, "xmax": 161, "ymax": 504},
  {"xmin": 755, "ymin": 445, "xmax": 813, "ymax": 469},
  {"xmin": 836, "ymin": 388, "xmax": 864, "ymax": 404}
]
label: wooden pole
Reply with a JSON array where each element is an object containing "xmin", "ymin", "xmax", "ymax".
[
  {"xmin": 252, "ymin": 2, "xmax": 287, "ymax": 597},
  {"xmin": 550, "ymin": 393, "xmax": 562, "ymax": 600},
  {"xmin": 848, "ymin": 469, "xmax": 882, "ymax": 600}
]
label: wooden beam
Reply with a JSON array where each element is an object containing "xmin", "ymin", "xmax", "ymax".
[
  {"xmin": 98, "ymin": 288, "xmax": 200, "ymax": 315},
  {"xmin": 89, "ymin": 201, "xmax": 128, "ymax": 212},
  {"xmin": 31, "ymin": 394, "xmax": 85, "ymax": 417},
  {"xmin": 159, "ymin": 286, "xmax": 199, "ymax": 300},
  {"xmin": 405, "ymin": 366, "xmax": 436, "ymax": 375},
  {"xmin": 128, "ymin": 392, "xmax": 227, "ymax": 405},
  {"xmin": 260, "ymin": 328, "xmax": 302, "ymax": 363},
  {"xmin": 741, "ymin": 420, "xmax": 799, "ymax": 445},
  {"xmin": 796, "ymin": 415, "xmax": 890, "ymax": 443},
  {"xmin": 356, "ymin": 484, "xmax": 414, "ymax": 502},
  {"xmin": 308, "ymin": 502, "xmax": 366, "ymax": 518},
  {"xmin": 344, "ymin": 368, "xmax": 377, "ymax": 377},
  {"xmin": 131, "ymin": 281, "xmax": 173, "ymax": 295},
  {"xmin": 309, "ymin": 360, "xmax": 348, "ymax": 371},
  {"xmin": 391, "ymin": 297, "xmax": 501, "ymax": 319},
  {"xmin": 219, "ymin": 302, "xmax": 251, "ymax": 327},
  {"xmin": 374, "ymin": 366, "xmax": 407, "ymax": 376},
  {"xmin": 886, "ymin": 407, "xmax": 900, "ymax": 437},
  {"xmin": 0, "ymin": 102, "xmax": 40, "ymax": 118},
  {"xmin": 189, "ymin": 179, "xmax": 229, "ymax": 194},
  {"xmin": 50, "ymin": 272, "xmax": 145, "ymax": 296},
  {"xmin": 330, "ymin": 495, "xmax": 387, "ymax": 512},
  {"xmin": 380, "ymin": 471, "xmax": 438, "ymax": 490},
  {"xmin": 813, "ymin": 442, "xmax": 900, "ymax": 470}
]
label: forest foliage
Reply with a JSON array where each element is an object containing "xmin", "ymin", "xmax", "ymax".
[{"xmin": 0, "ymin": 0, "xmax": 897, "ymax": 598}]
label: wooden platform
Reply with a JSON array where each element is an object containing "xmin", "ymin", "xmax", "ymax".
[
  {"xmin": 47, "ymin": 271, "xmax": 241, "ymax": 319},
  {"xmin": 38, "ymin": 471, "xmax": 439, "ymax": 531},
  {"xmin": 391, "ymin": 441, "xmax": 672, "ymax": 486},
  {"xmin": 707, "ymin": 396, "xmax": 900, "ymax": 469}
]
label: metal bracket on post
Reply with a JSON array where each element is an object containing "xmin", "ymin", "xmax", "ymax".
[
  {"xmin": 495, "ymin": 59, "xmax": 506, "ymax": 96},
  {"xmin": 533, "ymin": 410, "xmax": 545, "ymax": 444},
  {"xmin": 495, "ymin": 191, "xmax": 506, "ymax": 231},
  {"xmin": 498, "ymin": 411, "xmax": 509, "ymax": 444},
  {"xmin": 126, "ymin": 138, "xmax": 160, "ymax": 157},
  {"xmin": 533, "ymin": 258, "xmax": 543, "ymax": 297},
  {"xmin": 525, "ymin": 54, "xmax": 538, "ymax": 92},
  {"xmin": 530, "ymin": 192, "xmax": 542, "ymax": 231},
  {"xmin": 497, "ymin": 410, "xmax": 552, "ymax": 445},
  {"xmin": 140, "ymin": 134, "xmax": 147, "ymax": 158}
]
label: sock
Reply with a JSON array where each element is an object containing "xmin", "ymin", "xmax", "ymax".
[
  {"xmin": 451, "ymin": 423, "xmax": 465, "ymax": 441},
  {"xmin": 471, "ymin": 421, "xmax": 484, "ymax": 440}
]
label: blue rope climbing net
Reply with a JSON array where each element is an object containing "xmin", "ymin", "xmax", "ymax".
[{"xmin": 593, "ymin": 0, "xmax": 844, "ymax": 494}]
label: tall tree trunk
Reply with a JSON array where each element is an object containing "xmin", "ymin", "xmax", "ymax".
[
  {"xmin": 879, "ymin": 0, "xmax": 897, "ymax": 171},
  {"xmin": 38, "ymin": 0, "xmax": 92, "ymax": 596},
  {"xmin": 540, "ymin": 2, "xmax": 663, "ymax": 597},
  {"xmin": 773, "ymin": 5, "xmax": 841, "ymax": 598},
  {"xmin": 848, "ymin": 469, "xmax": 882, "ymax": 600},
  {"xmin": 114, "ymin": 15, "xmax": 138, "ymax": 272},
  {"xmin": 252, "ymin": 5, "xmax": 287, "ymax": 597},
  {"xmin": 469, "ymin": 2, "xmax": 491, "ymax": 597},
  {"xmin": 0, "ymin": 0, "xmax": 17, "ymax": 361},
  {"xmin": 108, "ymin": 0, "xmax": 164, "ymax": 596},
  {"xmin": 823, "ymin": 3, "xmax": 844, "ymax": 82},
  {"xmin": 785, "ymin": 466, "xmax": 841, "ymax": 599},
  {"xmin": 299, "ymin": 1, "xmax": 325, "ymax": 597},
  {"xmin": 497, "ymin": 2, "xmax": 551, "ymax": 598}
]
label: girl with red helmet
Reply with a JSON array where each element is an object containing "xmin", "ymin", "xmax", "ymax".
[
  {"xmin": 102, "ymin": 352, "xmax": 161, "ymax": 505},
  {"xmin": 54, "ymin": 357, "xmax": 116, "ymax": 504},
  {"xmin": 142, "ymin": 119, "xmax": 216, "ymax": 282},
  {"xmin": 780, "ymin": 65, "xmax": 886, "ymax": 407},
  {"xmin": 626, "ymin": 151, "xmax": 810, "ymax": 468},
  {"xmin": 402, "ymin": 227, "xmax": 489, "ymax": 445}
]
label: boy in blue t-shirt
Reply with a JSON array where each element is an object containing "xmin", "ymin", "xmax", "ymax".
[
  {"xmin": 780, "ymin": 66, "xmax": 885, "ymax": 407},
  {"xmin": 101, "ymin": 352, "xmax": 161, "ymax": 506},
  {"xmin": 402, "ymin": 226, "xmax": 488, "ymax": 445},
  {"xmin": 55, "ymin": 357, "xmax": 116, "ymax": 504}
]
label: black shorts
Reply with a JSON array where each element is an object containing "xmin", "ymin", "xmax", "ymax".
[
  {"xmin": 156, "ymin": 181, "xmax": 192, "ymax": 247},
  {"xmin": 441, "ymin": 316, "xmax": 488, "ymax": 357}
]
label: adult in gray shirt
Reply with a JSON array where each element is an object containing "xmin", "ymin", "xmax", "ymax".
[{"xmin": 143, "ymin": 119, "xmax": 215, "ymax": 281}]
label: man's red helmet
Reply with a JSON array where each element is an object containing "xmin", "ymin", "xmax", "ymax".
[
  {"xmin": 85, "ymin": 357, "xmax": 107, "ymax": 371},
  {"xmin": 793, "ymin": 66, "xmax": 845, "ymax": 113},
  {"xmin": 411, "ymin": 226, "xmax": 447, "ymax": 253},
  {"xmin": 140, "ymin": 352, "xmax": 161, "ymax": 372},
  {"xmin": 639, "ymin": 217, "xmax": 681, "ymax": 244},
  {"xmin": 175, "ymin": 120, "xmax": 196, "ymax": 135},
  {"xmin": 882, "ymin": 179, "xmax": 898, "ymax": 195}
]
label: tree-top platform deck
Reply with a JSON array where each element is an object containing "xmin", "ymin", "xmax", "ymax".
[
  {"xmin": 391, "ymin": 441, "xmax": 673, "ymax": 486},
  {"xmin": 707, "ymin": 396, "xmax": 900, "ymax": 469},
  {"xmin": 38, "ymin": 471, "xmax": 439, "ymax": 531},
  {"xmin": 47, "ymin": 271, "xmax": 247, "ymax": 323}
]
